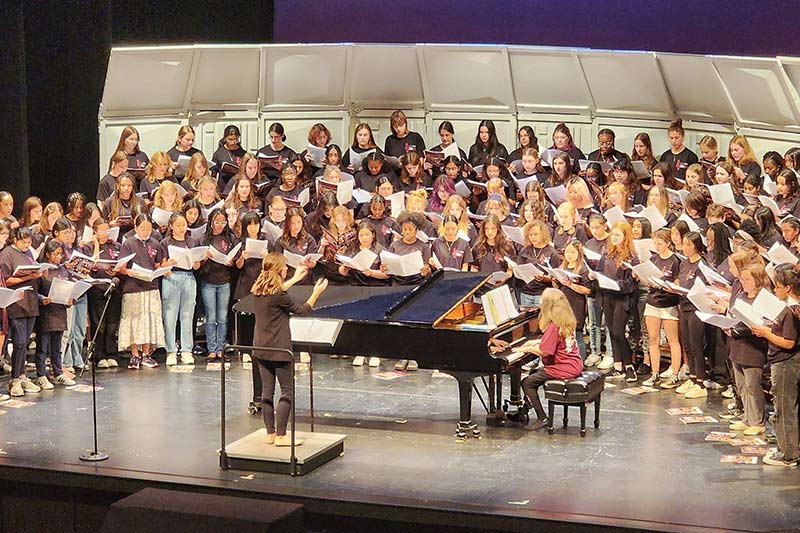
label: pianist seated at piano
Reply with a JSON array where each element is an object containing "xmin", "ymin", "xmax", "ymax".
[{"xmin": 516, "ymin": 288, "xmax": 584, "ymax": 430}]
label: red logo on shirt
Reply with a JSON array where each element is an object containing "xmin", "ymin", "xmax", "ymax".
[
  {"xmin": 147, "ymin": 246, "xmax": 157, "ymax": 259},
  {"xmin": 220, "ymin": 240, "xmax": 228, "ymax": 252},
  {"xmin": 381, "ymin": 225, "xmax": 390, "ymax": 236},
  {"xmin": 494, "ymin": 252, "xmax": 502, "ymax": 264},
  {"xmin": 452, "ymin": 248, "xmax": 463, "ymax": 259}
]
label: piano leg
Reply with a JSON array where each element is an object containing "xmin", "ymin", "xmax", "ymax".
[
  {"xmin": 448, "ymin": 372, "xmax": 481, "ymax": 441},
  {"xmin": 503, "ymin": 367, "xmax": 529, "ymax": 425}
]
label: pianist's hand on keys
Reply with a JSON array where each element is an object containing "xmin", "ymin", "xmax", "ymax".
[{"xmin": 512, "ymin": 339, "xmax": 542, "ymax": 354}]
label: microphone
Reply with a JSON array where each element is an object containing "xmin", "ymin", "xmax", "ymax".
[{"xmin": 104, "ymin": 277, "xmax": 120, "ymax": 296}]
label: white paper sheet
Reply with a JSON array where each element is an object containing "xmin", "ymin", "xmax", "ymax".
[{"xmin": 379, "ymin": 250, "xmax": 423, "ymax": 277}]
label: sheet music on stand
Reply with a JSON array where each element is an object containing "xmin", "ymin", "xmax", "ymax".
[{"xmin": 290, "ymin": 317, "xmax": 344, "ymax": 346}]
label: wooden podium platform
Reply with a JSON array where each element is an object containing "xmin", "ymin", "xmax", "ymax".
[{"xmin": 221, "ymin": 429, "xmax": 346, "ymax": 476}]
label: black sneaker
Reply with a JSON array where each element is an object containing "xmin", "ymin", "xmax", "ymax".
[
  {"xmin": 625, "ymin": 366, "xmax": 638, "ymax": 383},
  {"xmin": 636, "ymin": 363, "xmax": 652, "ymax": 376},
  {"xmin": 606, "ymin": 369, "xmax": 625, "ymax": 380}
]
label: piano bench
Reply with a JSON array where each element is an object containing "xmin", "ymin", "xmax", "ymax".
[{"xmin": 544, "ymin": 370, "xmax": 605, "ymax": 437}]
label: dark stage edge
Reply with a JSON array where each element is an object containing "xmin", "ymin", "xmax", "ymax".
[{"xmin": 0, "ymin": 357, "xmax": 798, "ymax": 533}]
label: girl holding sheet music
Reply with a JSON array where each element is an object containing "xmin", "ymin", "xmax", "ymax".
[
  {"xmin": 753, "ymin": 206, "xmax": 782, "ymax": 249},
  {"xmin": 564, "ymin": 177, "xmax": 595, "ymax": 225},
  {"xmin": 35, "ymin": 240, "xmax": 75, "ymax": 388},
  {"xmin": 397, "ymin": 152, "xmax": 432, "ymax": 192},
  {"xmin": 181, "ymin": 153, "xmax": 219, "ymax": 197},
  {"xmin": 266, "ymin": 164, "xmax": 301, "ymax": 206},
  {"xmin": 549, "ymin": 123, "xmax": 585, "ymax": 174},
  {"xmin": 339, "ymin": 220, "xmax": 389, "ymax": 289},
  {"xmin": 596, "ymin": 221, "xmax": 639, "ymax": 382},
  {"xmin": 762, "ymin": 151, "xmax": 785, "ymax": 182},
  {"xmin": 698, "ymin": 135, "xmax": 724, "ymax": 183},
  {"xmin": 631, "ymin": 132, "xmax": 658, "ymax": 172},
  {"xmin": 81, "ymin": 218, "xmax": 121, "ymax": 369},
  {"xmin": 515, "ymin": 220, "xmax": 558, "ymax": 307},
  {"xmin": 32, "ymin": 202, "xmax": 63, "ymax": 249},
  {"xmin": 0, "ymin": 227, "xmax": 42, "ymax": 397},
  {"xmin": 257, "ymin": 123, "xmax": 296, "ymax": 183},
  {"xmin": 318, "ymin": 206, "xmax": 357, "ymax": 285},
  {"xmin": 276, "ymin": 207, "xmax": 318, "ymax": 286},
  {"xmin": 139, "ymin": 151, "xmax": 177, "ymax": 199},
  {"xmin": 611, "ymin": 159, "xmax": 647, "ymax": 207},
  {"xmin": 102, "ymin": 173, "xmax": 145, "ymax": 241},
  {"xmin": 302, "ymin": 123, "xmax": 331, "ymax": 169},
  {"xmin": 359, "ymin": 195, "xmax": 397, "ymax": 249},
  {"xmin": 223, "ymin": 153, "xmax": 264, "ymax": 197},
  {"xmin": 653, "ymin": 162, "xmax": 683, "ymax": 191},
  {"xmin": 65, "ymin": 193, "xmax": 88, "ymax": 246},
  {"xmin": 639, "ymin": 228, "xmax": 683, "ymax": 389},
  {"xmin": 427, "ymin": 175, "xmax": 455, "ymax": 214},
  {"xmin": 312, "ymin": 145, "xmax": 343, "ymax": 178},
  {"xmin": 431, "ymin": 215, "xmax": 473, "ymax": 272},
  {"xmin": 728, "ymin": 135, "xmax": 762, "ymax": 183},
  {"xmin": 159, "ymin": 212, "xmax": 202, "ymax": 366},
  {"xmin": 673, "ymin": 231, "xmax": 709, "ymax": 398},
  {"xmin": 552, "ymin": 202, "xmax": 588, "ymax": 255},
  {"xmin": 385, "ymin": 211, "xmax": 432, "ymax": 284},
  {"xmin": 343, "ymin": 123, "xmax": 378, "ymax": 172},
  {"xmin": 212, "ymin": 125, "xmax": 247, "ymax": 186},
  {"xmin": 53, "ymin": 219, "xmax": 88, "ymax": 373},
  {"xmin": 426, "ymin": 121, "xmax": 469, "ymax": 166},
  {"xmin": 116, "ymin": 214, "xmax": 165, "ymax": 370},
  {"xmin": 775, "ymin": 168, "xmax": 800, "ymax": 218},
  {"xmin": 442, "ymin": 195, "xmax": 478, "ymax": 245},
  {"xmin": 165, "ymin": 125, "xmax": 199, "ymax": 180},
  {"xmin": 725, "ymin": 263, "xmax": 769, "ymax": 435},
  {"xmin": 646, "ymin": 185, "xmax": 677, "ymax": 227},
  {"xmin": 305, "ymin": 192, "xmax": 336, "ymax": 242},
  {"xmin": 546, "ymin": 152, "xmax": 573, "ymax": 189},
  {"xmin": 553, "ymin": 239, "xmax": 591, "ymax": 360},
  {"xmin": 751, "ymin": 264, "xmax": 800, "ymax": 467},
  {"xmin": 355, "ymin": 152, "xmax": 396, "ymax": 193},
  {"xmin": 226, "ymin": 176, "xmax": 263, "ymax": 220},
  {"xmin": 198, "ymin": 208, "xmax": 240, "ymax": 362}
]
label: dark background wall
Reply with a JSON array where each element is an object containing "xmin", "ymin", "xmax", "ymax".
[
  {"xmin": 274, "ymin": 0, "xmax": 800, "ymax": 57},
  {"xmin": 3, "ymin": 0, "xmax": 800, "ymax": 217},
  {"xmin": 1, "ymin": 0, "xmax": 274, "ymax": 217}
]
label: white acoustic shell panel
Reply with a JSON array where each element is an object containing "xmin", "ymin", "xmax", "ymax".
[
  {"xmin": 657, "ymin": 54, "xmax": 734, "ymax": 123},
  {"xmin": 349, "ymin": 45, "xmax": 423, "ymax": 109},
  {"xmin": 190, "ymin": 46, "xmax": 261, "ymax": 110},
  {"xmin": 102, "ymin": 47, "xmax": 195, "ymax": 116},
  {"xmin": 509, "ymin": 48, "xmax": 590, "ymax": 115},
  {"xmin": 261, "ymin": 45, "xmax": 348, "ymax": 109}
]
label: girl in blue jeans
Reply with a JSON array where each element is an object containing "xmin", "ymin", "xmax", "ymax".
[
  {"xmin": 160, "ymin": 212, "xmax": 202, "ymax": 366},
  {"xmin": 199, "ymin": 208, "xmax": 239, "ymax": 361}
]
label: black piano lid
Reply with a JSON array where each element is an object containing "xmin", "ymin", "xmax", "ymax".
[{"xmin": 307, "ymin": 271, "xmax": 488, "ymax": 326}]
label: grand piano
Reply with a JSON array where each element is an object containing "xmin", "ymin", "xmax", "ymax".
[{"xmin": 289, "ymin": 271, "xmax": 540, "ymax": 439}]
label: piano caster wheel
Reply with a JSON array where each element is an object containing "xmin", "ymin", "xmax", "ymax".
[{"xmin": 455, "ymin": 422, "xmax": 480, "ymax": 441}]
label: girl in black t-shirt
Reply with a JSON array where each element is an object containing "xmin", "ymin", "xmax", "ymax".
[
  {"xmin": 343, "ymin": 123, "xmax": 379, "ymax": 173},
  {"xmin": 467, "ymin": 120, "xmax": 508, "ymax": 168},
  {"xmin": 397, "ymin": 151, "xmax": 432, "ymax": 193},
  {"xmin": 257, "ymin": 123, "xmax": 296, "ymax": 183},
  {"xmin": 727, "ymin": 135, "xmax": 762, "ymax": 185},
  {"xmin": 36, "ymin": 241, "xmax": 75, "ymax": 388},
  {"xmin": 549, "ymin": 123, "xmax": 585, "ymax": 175},
  {"xmin": 166, "ymin": 125, "xmax": 200, "ymax": 180},
  {"xmin": 431, "ymin": 215, "xmax": 473, "ymax": 272},
  {"xmin": 212, "ymin": 125, "xmax": 247, "ymax": 187},
  {"xmin": 113, "ymin": 125, "xmax": 149, "ymax": 186},
  {"xmin": 640, "ymin": 228, "xmax": 683, "ymax": 388},
  {"xmin": 554, "ymin": 239, "xmax": 591, "ymax": 360},
  {"xmin": 659, "ymin": 119, "xmax": 698, "ymax": 181},
  {"xmin": 384, "ymin": 110, "xmax": 426, "ymax": 158}
]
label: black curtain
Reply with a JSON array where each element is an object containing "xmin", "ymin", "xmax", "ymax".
[{"xmin": 0, "ymin": 0, "xmax": 274, "ymax": 217}]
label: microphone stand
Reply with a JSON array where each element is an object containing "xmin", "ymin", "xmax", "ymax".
[{"xmin": 79, "ymin": 281, "xmax": 115, "ymax": 462}]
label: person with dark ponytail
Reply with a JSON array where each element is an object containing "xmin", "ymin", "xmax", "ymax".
[
  {"xmin": 258, "ymin": 122, "xmax": 296, "ymax": 183},
  {"xmin": 753, "ymin": 205, "xmax": 782, "ymax": 249},
  {"xmin": 659, "ymin": 118, "xmax": 699, "ymax": 180},
  {"xmin": 212, "ymin": 125, "xmax": 247, "ymax": 186},
  {"xmin": 751, "ymin": 263, "xmax": 800, "ymax": 467},
  {"xmin": 467, "ymin": 120, "xmax": 508, "ymax": 167},
  {"xmin": 775, "ymin": 168, "xmax": 800, "ymax": 219},
  {"xmin": 508, "ymin": 126, "xmax": 539, "ymax": 163}
]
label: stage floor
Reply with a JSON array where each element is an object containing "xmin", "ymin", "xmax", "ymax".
[{"xmin": 0, "ymin": 356, "xmax": 798, "ymax": 532}]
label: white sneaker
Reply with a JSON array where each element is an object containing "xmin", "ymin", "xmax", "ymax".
[
  {"xmin": 242, "ymin": 353, "xmax": 252, "ymax": 363},
  {"xmin": 597, "ymin": 356, "xmax": 615, "ymax": 370},
  {"xmin": 642, "ymin": 374, "xmax": 659, "ymax": 387},
  {"xmin": 8, "ymin": 379, "xmax": 23, "ymax": 397},
  {"xmin": 406, "ymin": 360, "xmax": 419, "ymax": 371},
  {"xmin": 685, "ymin": 384, "xmax": 708, "ymax": 399},
  {"xmin": 677, "ymin": 364, "xmax": 690, "ymax": 381},
  {"xmin": 703, "ymin": 379, "xmax": 724, "ymax": 390},
  {"xmin": 166, "ymin": 353, "xmax": 178, "ymax": 366},
  {"xmin": 368, "ymin": 357, "xmax": 380, "ymax": 367},
  {"xmin": 107, "ymin": 358, "xmax": 119, "ymax": 368},
  {"xmin": 659, "ymin": 367, "xmax": 675, "ymax": 379},
  {"xmin": 20, "ymin": 376, "xmax": 41, "ymax": 393},
  {"xmin": 34, "ymin": 376, "xmax": 54, "ymax": 390},
  {"xmin": 584, "ymin": 354, "xmax": 601, "ymax": 367},
  {"xmin": 97, "ymin": 359, "xmax": 110, "ymax": 369},
  {"xmin": 181, "ymin": 352, "xmax": 195, "ymax": 365},
  {"xmin": 352, "ymin": 356, "xmax": 365, "ymax": 366},
  {"xmin": 722, "ymin": 385, "xmax": 734, "ymax": 399},
  {"xmin": 675, "ymin": 380, "xmax": 695, "ymax": 394},
  {"xmin": 0, "ymin": 393, "xmax": 8, "ymax": 401},
  {"xmin": 53, "ymin": 374, "xmax": 76, "ymax": 386},
  {"xmin": 300, "ymin": 352, "xmax": 311, "ymax": 363},
  {"xmin": 394, "ymin": 360, "xmax": 408, "ymax": 371}
]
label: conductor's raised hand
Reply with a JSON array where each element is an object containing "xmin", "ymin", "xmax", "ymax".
[{"xmin": 313, "ymin": 277, "xmax": 329, "ymax": 295}]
